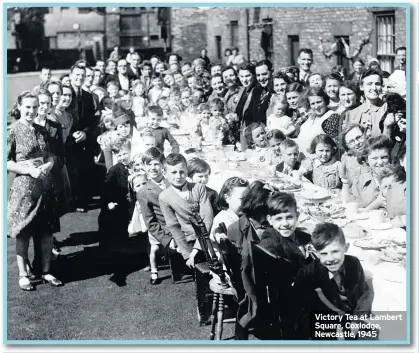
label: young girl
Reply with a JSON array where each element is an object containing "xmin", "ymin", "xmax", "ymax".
[
  {"xmin": 127, "ymin": 170, "xmax": 148, "ymax": 236},
  {"xmin": 266, "ymin": 129, "xmax": 286, "ymax": 163},
  {"xmin": 323, "ymin": 73, "xmax": 342, "ymax": 111},
  {"xmin": 299, "ymin": 134, "xmax": 345, "ymax": 190},
  {"xmin": 106, "ymin": 81, "xmax": 119, "ymax": 100},
  {"xmin": 197, "ymin": 103, "xmax": 213, "ymax": 142},
  {"xmin": 97, "ymin": 115, "xmax": 116, "ymax": 163},
  {"xmin": 210, "ymin": 177, "xmax": 250, "ymax": 243},
  {"xmin": 157, "ymin": 96, "xmax": 180, "ymax": 129},
  {"xmin": 266, "ymin": 96, "xmax": 295, "ymax": 136},
  {"xmin": 245, "ymin": 123, "xmax": 277, "ymax": 168},
  {"xmin": 131, "ymin": 80, "xmax": 148, "ymax": 119}
]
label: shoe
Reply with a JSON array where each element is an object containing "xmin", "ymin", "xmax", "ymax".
[
  {"xmin": 19, "ymin": 276, "xmax": 34, "ymax": 291},
  {"xmin": 150, "ymin": 272, "xmax": 159, "ymax": 285},
  {"xmin": 42, "ymin": 274, "xmax": 63, "ymax": 287},
  {"xmin": 76, "ymin": 208, "xmax": 87, "ymax": 213}
]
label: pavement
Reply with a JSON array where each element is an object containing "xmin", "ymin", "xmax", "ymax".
[{"xmin": 6, "ymin": 205, "xmax": 236, "ymax": 341}]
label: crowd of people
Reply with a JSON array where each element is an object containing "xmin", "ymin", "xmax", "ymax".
[{"xmin": 7, "ymin": 43, "xmax": 407, "ymax": 340}]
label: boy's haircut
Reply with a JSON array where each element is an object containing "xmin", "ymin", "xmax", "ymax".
[
  {"xmin": 141, "ymin": 60, "xmax": 152, "ymax": 69},
  {"xmin": 59, "ymin": 73, "xmax": 69, "ymax": 81},
  {"xmin": 198, "ymin": 103, "xmax": 210, "ymax": 113},
  {"xmin": 187, "ymin": 157, "xmax": 211, "ymax": 178},
  {"xmin": 147, "ymin": 105, "xmax": 164, "ymax": 117},
  {"xmin": 218, "ymin": 177, "xmax": 249, "ymax": 210},
  {"xmin": 142, "ymin": 147, "xmax": 166, "ymax": 166},
  {"xmin": 307, "ymin": 134, "xmax": 338, "ymax": 156},
  {"xmin": 267, "ymin": 129, "xmax": 286, "ymax": 143},
  {"xmin": 40, "ymin": 67, "xmax": 51, "ymax": 73},
  {"xmin": 280, "ymin": 138, "xmax": 299, "ymax": 151},
  {"xmin": 396, "ymin": 46, "xmax": 406, "ymax": 53},
  {"xmin": 107, "ymin": 81, "xmax": 119, "ymax": 89},
  {"xmin": 209, "ymin": 97, "xmax": 225, "ymax": 111},
  {"xmin": 256, "ymin": 59, "xmax": 273, "ymax": 71},
  {"xmin": 266, "ymin": 192, "xmax": 298, "ymax": 216},
  {"xmin": 298, "ymin": 48, "xmax": 313, "ymax": 58},
  {"xmin": 361, "ymin": 68, "xmax": 383, "ymax": 85},
  {"xmin": 241, "ymin": 181, "xmax": 278, "ymax": 220},
  {"xmin": 164, "ymin": 153, "xmax": 187, "ymax": 167},
  {"xmin": 245, "ymin": 122, "xmax": 265, "ymax": 147},
  {"xmin": 238, "ymin": 62, "xmax": 256, "ymax": 76},
  {"xmin": 311, "ymin": 222, "xmax": 346, "ymax": 251}
]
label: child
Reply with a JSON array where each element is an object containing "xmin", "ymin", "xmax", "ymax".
[
  {"xmin": 197, "ymin": 103, "xmax": 220, "ymax": 144},
  {"xmin": 106, "ymin": 81, "xmax": 119, "ymax": 99},
  {"xmin": 293, "ymin": 223, "xmax": 373, "ymax": 340},
  {"xmin": 210, "ymin": 177, "xmax": 250, "ymax": 242},
  {"xmin": 143, "ymin": 106, "xmax": 180, "ymax": 154},
  {"xmin": 208, "ymin": 98, "xmax": 226, "ymax": 143},
  {"xmin": 132, "ymin": 80, "xmax": 148, "ymax": 119},
  {"xmin": 127, "ymin": 170, "xmax": 148, "ymax": 236},
  {"xmin": 91, "ymin": 86, "xmax": 107, "ymax": 104},
  {"xmin": 276, "ymin": 139, "xmax": 301, "ymax": 176},
  {"xmin": 138, "ymin": 148, "xmax": 176, "ymax": 284},
  {"xmin": 299, "ymin": 134, "xmax": 345, "ymax": 189},
  {"xmin": 187, "ymin": 158, "xmax": 219, "ymax": 216},
  {"xmin": 96, "ymin": 115, "xmax": 115, "ymax": 163},
  {"xmin": 265, "ymin": 129, "xmax": 286, "ymax": 172},
  {"xmin": 159, "ymin": 153, "xmax": 214, "ymax": 268},
  {"xmin": 244, "ymin": 123, "xmax": 272, "ymax": 164},
  {"xmin": 104, "ymin": 113, "xmax": 132, "ymax": 170},
  {"xmin": 116, "ymin": 90, "xmax": 135, "ymax": 124},
  {"xmin": 266, "ymin": 96, "xmax": 296, "ymax": 136},
  {"xmin": 259, "ymin": 192, "xmax": 313, "ymax": 338},
  {"xmin": 157, "ymin": 96, "xmax": 180, "ymax": 129},
  {"xmin": 260, "ymin": 192, "xmax": 312, "ymax": 276},
  {"xmin": 324, "ymin": 73, "xmax": 342, "ymax": 111},
  {"xmin": 98, "ymin": 139, "xmax": 132, "ymax": 251}
]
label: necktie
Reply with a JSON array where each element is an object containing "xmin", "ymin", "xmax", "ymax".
[{"xmin": 77, "ymin": 89, "xmax": 83, "ymax": 121}]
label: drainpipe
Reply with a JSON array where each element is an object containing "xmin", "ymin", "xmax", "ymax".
[{"xmin": 246, "ymin": 9, "xmax": 250, "ymax": 61}]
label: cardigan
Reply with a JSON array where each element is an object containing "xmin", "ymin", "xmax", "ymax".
[{"xmin": 159, "ymin": 182, "xmax": 213, "ymax": 259}]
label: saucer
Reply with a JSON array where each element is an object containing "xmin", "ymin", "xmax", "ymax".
[
  {"xmin": 358, "ymin": 219, "xmax": 393, "ymax": 231},
  {"xmin": 346, "ymin": 212, "xmax": 369, "ymax": 221}
]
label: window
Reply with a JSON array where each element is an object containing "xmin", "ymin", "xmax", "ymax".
[
  {"xmin": 215, "ymin": 36, "xmax": 222, "ymax": 60},
  {"xmin": 78, "ymin": 8, "xmax": 91, "ymax": 14},
  {"xmin": 120, "ymin": 36, "xmax": 145, "ymax": 49},
  {"xmin": 261, "ymin": 19, "xmax": 273, "ymax": 61},
  {"xmin": 288, "ymin": 35, "xmax": 299, "ymax": 66},
  {"xmin": 375, "ymin": 11, "xmax": 395, "ymax": 72},
  {"xmin": 335, "ymin": 36, "xmax": 350, "ymax": 71},
  {"xmin": 150, "ymin": 35, "xmax": 159, "ymax": 41},
  {"xmin": 230, "ymin": 21, "xmax": 239, "ymax": 48}
]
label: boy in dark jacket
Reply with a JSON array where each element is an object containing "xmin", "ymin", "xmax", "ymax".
[{"xmin": 293, "ymin": 223, "xmax": 374, "ymax": 340}]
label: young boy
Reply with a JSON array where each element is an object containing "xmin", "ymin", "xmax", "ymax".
[
  {"xmin": 98, "ymin": 139, "xmax": 132, "ymax": 251},
  {"xmin": 106, "ymin": 81, "xmax": 119, "ymax": 99},
  {"xmin": 159, "ymin": 153, "xmax": 214, "ymax": 268},
  {"xmin": 276, "ymin": 139, "xmax": 301, "ymax": 176},
  {"xmin": 187, "ymin": 158, "xmax": 219, "ymax": 216},
  {"xmin": 144, "ymin": 106, "xmax": 180, "ymax": 154},
  {"xmin": 138, "ymin": 147, "xmax": 175, "ymax": 284},
  {"xmin": 293, "ymin": 223, "xmax": 373, "ymax": 340}
]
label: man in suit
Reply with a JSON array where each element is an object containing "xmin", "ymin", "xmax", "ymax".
[
  {"xmin": 127, "ymin": 52, "xmax": 141, "ymax": 79},
  {"xmin": 297, "ymin": 48, "xmax": 314, "ymax": 83},
  {"xmin": 255, "ymin": 59, "xmax": 274, "ymax": 93},
  {"xmin": 235, "ymin": 62, "xmax": 271, "ymax": 149},
  {"xmin": 105, "ymin": 59, "xmax": 135, "ymax": 91},
  {"xmin": 66, "ymin": 64, "xmax": 98, "ymax": 212}
]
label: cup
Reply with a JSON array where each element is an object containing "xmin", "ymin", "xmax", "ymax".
[
  {"xmin": 369, "ymin": 209, "xmax": 388, "ymax": 223},
  {"xmin": 345, "ymin": 202, "xmax": 359, "ymax": 215}
]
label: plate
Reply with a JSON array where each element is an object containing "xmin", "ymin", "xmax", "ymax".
[
  {"xmin": 379, "ymin": 252, "xmax": 403, "ymax": 263},
  {"xmin": 358, "ymin": 220, "xmax": 393, "ymax": 231},
  {"xmin": 353, "ymin": 238, "xmax": 391, "ymax": 250},
  {"xmin": 201, "ymin": 141, "xmax": 214, "ymax": 146},
  {"xmin": 347, "ymin": 212, "xmax": 370, "ymax": 221},
  {"xmin": 300, "ymin": 189, "xmax": 331, "ymax": 202}
]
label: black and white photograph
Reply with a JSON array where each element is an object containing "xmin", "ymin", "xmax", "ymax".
[{"xmin": 5, "ymin": 4, "xmax": 409, "ymax": 343}]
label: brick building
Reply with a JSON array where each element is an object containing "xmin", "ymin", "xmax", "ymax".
[{"xmin": 172, "ymin": 6, "xmax": 406, "ymax": 73}]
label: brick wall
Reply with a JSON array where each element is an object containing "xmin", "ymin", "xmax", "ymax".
[{"xmin": 171, "ymin": 7, "xmax": 208, "ymax": 62}]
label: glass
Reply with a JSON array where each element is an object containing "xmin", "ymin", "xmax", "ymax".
[{"xmin": 346, "ymin": 135, "xmax": 364, "ymax": 147}]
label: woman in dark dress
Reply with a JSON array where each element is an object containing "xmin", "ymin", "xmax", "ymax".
[{"xmin": 8, "ymin": 91, "xmax": 62, "ymax": 291}]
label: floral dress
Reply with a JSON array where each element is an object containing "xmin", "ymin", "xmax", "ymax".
[
  {"xmin": 7, "ymin": 121, "xmax": 60, "ymax": 238},
  {"xmin": 301, "ymin": 157, "xmax": 344, "ymax": 189}
]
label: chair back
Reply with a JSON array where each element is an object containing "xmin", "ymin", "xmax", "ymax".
[{"xmin": 217, "ymin": 238, "xmax": 245, "ymax": 301}]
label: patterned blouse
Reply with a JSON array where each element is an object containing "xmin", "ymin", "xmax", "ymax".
[{"xmin": 301, "ymin": 157, "xmax": 345, "ymax": 189}]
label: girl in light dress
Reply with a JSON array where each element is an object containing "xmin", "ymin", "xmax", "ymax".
[
  {"xmin": 298, "ymin": 134, "xmax": 345, "ymax": 190},
  {"xmin": 131, "ymin": 80, "xmax": 148, "ymax": 125}
]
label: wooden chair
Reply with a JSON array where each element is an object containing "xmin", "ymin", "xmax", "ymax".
[{"xmin": 251, "ymin": 243, "xmax": 296, "ymax": 340}]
